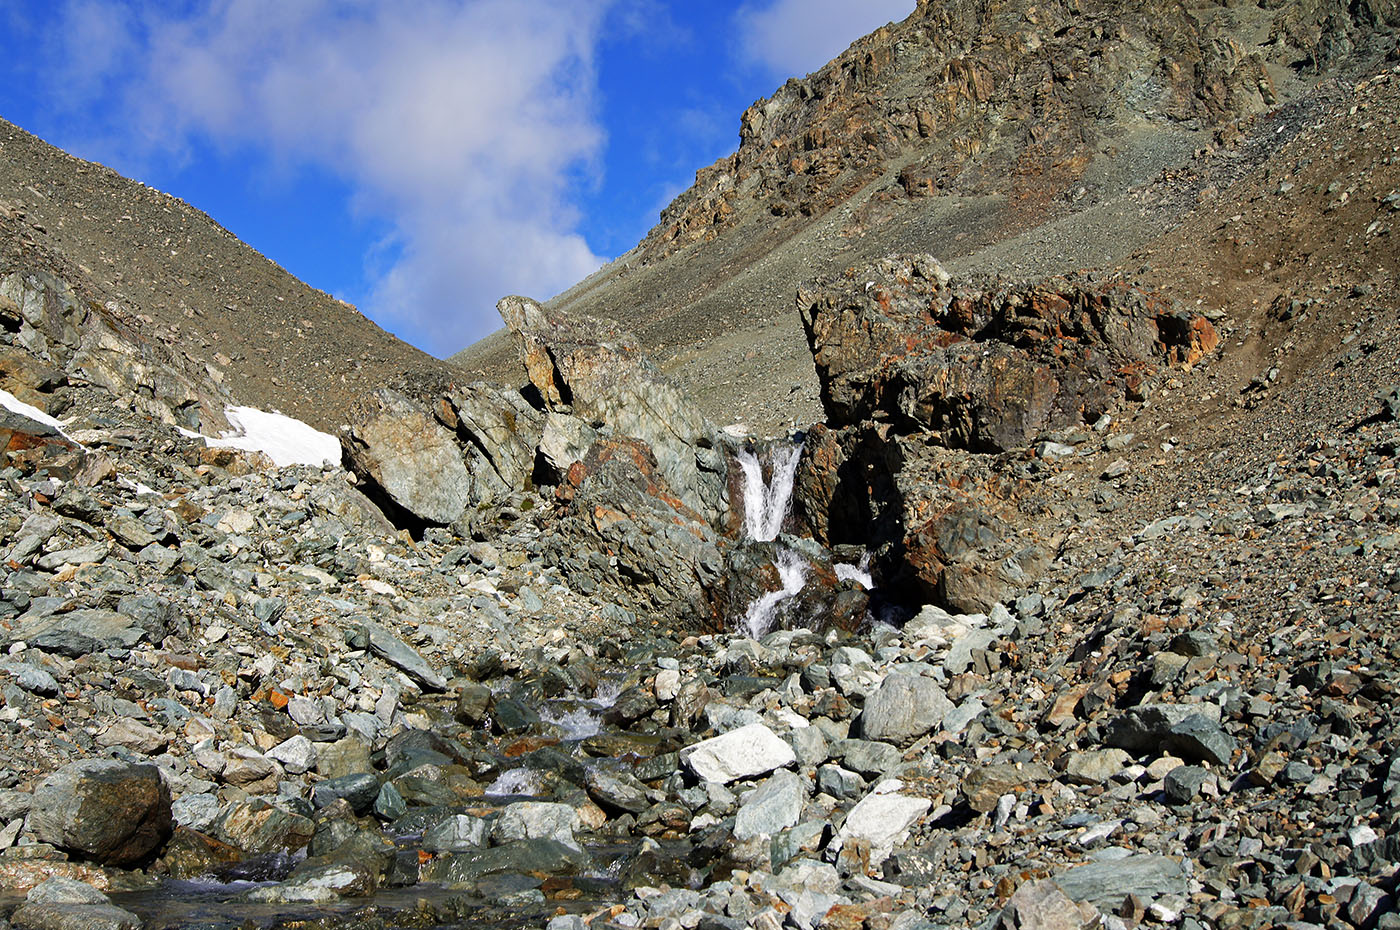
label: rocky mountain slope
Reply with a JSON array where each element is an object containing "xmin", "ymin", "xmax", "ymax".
[
  {"xmin": 0, "ymin": 5, "xmax": 1398, "ymax": 930},
  {"xmin": 0, "ymin": 118, "xmax": 450, "ymax": 432},
  {"xmin": 452, "ymin": 0, "xmax": 1398, "ymax": 434}
]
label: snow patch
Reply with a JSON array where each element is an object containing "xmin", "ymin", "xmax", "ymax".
[
  {"xmin": 184, "ymin": 406, "xmax": 340, "ymax": 468},
  {"xmin": 0, "ymin": 389, "xmax": 71, "ymax": 437}
]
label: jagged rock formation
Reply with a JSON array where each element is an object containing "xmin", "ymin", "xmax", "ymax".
[{"xmin": 799, "ymin": 256, "xmax": 1218, "ymax": 451}]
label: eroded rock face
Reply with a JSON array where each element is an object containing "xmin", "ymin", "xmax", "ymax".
[
  {"xmin": 546, "ymin": 438, "xmax": 727, "ymax": 627},
  {"xmin": 641, "ymin": 0, "xmax": 1390, "ymax": 258},
  {"xmin": 28, "ymin": 760, "xmax": 172, "ymax": 866},
  {"xmin": 799, "ymin": 256, "xmax": 1217, "ymax": 451},
  {"xmin": 792, "ymin": 422, "xmax": 1055, "ymax": 612},
  {"xmin": 341, "ymin": 388, "xmax": 473, "ymax": 526},
  {"xmin": 0, "ymin": 269, "xmax": 229, "ymax": 431},
  {"xmin": 499, "ymin": 295, "xmax": 728, "ymax": 524}
]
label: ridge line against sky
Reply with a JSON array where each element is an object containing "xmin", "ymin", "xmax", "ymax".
[{"xmin": 0, "ymin": 0, "xmax": 914, "ymax": 357}]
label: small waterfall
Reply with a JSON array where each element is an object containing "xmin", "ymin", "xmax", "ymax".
[
  {"xmin": 737, "ymin": 442, "xmax": 808, "ymax": 636},
  {"xmin": 744, "ymin": 548, "xmax": 808, "ymax": 638},
  {"xmin": 737, "ymin": 444, "xmax": 802, "ymax": 542},
  {"xmin": 835, "ymin": 551, "xmax": 873, "ymax": 590}
]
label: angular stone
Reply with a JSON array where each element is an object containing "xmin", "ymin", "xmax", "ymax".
[
  {"xmin": 492, "ymin": 802, "xmax": 582, "ymax": 849},
  {"xmin": 422, "ymin": 814, "xmax": 490, "ymax": 853},
  {"xmin": 266, "ymin": 735, "xmax": 318, "ymax": 775},
  {"xmin": 10, "ymin": 902, "xmax": 142, "ymax": 930},
  {"xmin": 1052, "ymin": 855, "xmax": 1189, "ymax": 907},
  {"xmin": 1000, "ymin": 879, "xmax": 1095, "ymax": 930},
  {"xmin": 341, "ymin": 388, "xmax": 472, "ymax": 525},
  {"xmin": 6, "ymin": 610, "xmax": 152, "ymax": 657},
  {"xmin": 1105, "ymin": 704, "xmax": 1235, "ymax": 766},
  {"xmin": 361, "ymin": 621, "xmax": 446, "ymax": 691},
  {"xmin": 312, "ymin": 774, "xmax": 381, "ymax": 815},
  {"xmin": 834, "ymin": 785, "xmax": 931, "ymax": 865},
  {"xmin": 734, "ymin": 770, "xmax": 806, "ymax": 840},
  {"xmin": 961, "ymin": 763, "xmax": 1054, "ymax": 813},
  {"xmin": 213, "ymin": 799, "xmax": 314, "ymax": 856},
  {"xmin": 1062, "ymin": 749, "xmax": 1130, "ymax": 785},
  {"xmin": 683, "ymin": 724, "xmax": 796, "ymax": 784},
  {"xmin": 96, "ymin": 719, "xmax": 168, "ymax": 755},
  {"xmin": 585, "ymin": 767, "xmax": 650, "ymax": 814}
]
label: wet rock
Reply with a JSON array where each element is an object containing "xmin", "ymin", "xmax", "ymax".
[
  {"xmin": 213, "ymin": 798, "xmax": 314, "ymax": 856},
  {"xmin": 454, "ymin": 682, "xmax": 492, "ymax": 725},
  {"xmin": 683, "ymin": 723, "xmax": 797, "ymax": 784},
  {"xmin": 341, "ymin": 387, "xmax": 472, "ymax": 526},
  {"xmin": 11, "ymin": 901, "xmax": 142, "ymax": 930},
  {"xmin": 492, "ymin": 802, "xmax": 581, "ymax": 849},
  {"xmin": 422, "ymin": 814, "xmax": 489, "ymax": 853},
  {"xmin": 28, "ymin": 760, "xmax": 172, "ymax": 866},
  {"xmin": 424, "ymin": 839, "xmax": 592, "ymax": 887},
  {"xmin": 160, "ymin": 827, "xmax": 245, "ymax": 880},
  {"xmin": 859, "ymin": 666, "xmax": 952, "ymax": 743},
  {"xmin": 586, "ymin": 767, "xmax": 651, "ymax": 814}
]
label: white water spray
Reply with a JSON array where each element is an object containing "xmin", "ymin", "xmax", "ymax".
[
  {"xmin": 744, "ymin": 548, "xmax": 809, "ymax": 638},
  {"xmin": 736, "ymin": 442, "xmax": 809, "ymax": 636},
  {"xmin": 835, "ymin": 551, "xmax": 874, "ymax": 590},
  {"xmin": 738, "ymin": 444, "xmax": 802, "ymax": 542}
]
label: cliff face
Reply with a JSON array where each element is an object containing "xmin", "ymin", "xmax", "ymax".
[{"xmin": 644, "ymin": 0, "xmax": 1390, "ymax": 257}]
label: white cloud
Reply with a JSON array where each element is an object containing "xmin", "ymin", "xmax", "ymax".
[
  {"xmin": 45, "ymin": 0, "xmax": 612, "ymax": 356},
  {"xmin": 735, "ymin": 0, "xmax": 915, "ymax": 79}
]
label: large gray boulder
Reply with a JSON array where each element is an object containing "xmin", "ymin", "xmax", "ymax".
[
  {"xmin": 341, "ymin": 388, "xmax": 472, "ymax": 526},
  {"xmin": 28, "ymin": 760, "xmax": 172, "ymax": 866},
  {"xmin": 547, "ymin": 438, "xmax": 726, "ymax": 626},
  {"xmin": 859, "ymin": 666, "xmax": 953, "ymax": 743}
]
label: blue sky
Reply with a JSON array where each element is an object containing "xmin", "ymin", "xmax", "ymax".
[{"xmin": 0, "ymin": 0, "xmax": 913, "ymax": 356}]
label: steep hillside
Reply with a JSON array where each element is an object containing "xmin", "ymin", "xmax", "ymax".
[
  {"xmin": 452, "ymin": 0, "xmax": 1398, "ymax": 434},
  {"xmin": 0, "ymin": 118, "xmax": 451, "ymax": 432}
]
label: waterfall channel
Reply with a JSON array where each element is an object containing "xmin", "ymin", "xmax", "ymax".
[{"xmin": 737, "ymin": 444, "xmax": 807, "ymax": 637}]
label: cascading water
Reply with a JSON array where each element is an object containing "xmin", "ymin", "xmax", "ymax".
[
  {"xmin": 737, "ymin": 444, "xmax": 802, "ymax": 541},
  {"xmin": 743, "ymin": 547, "xmax": 808, "ymax": 638},
  {"xmin": 834, "ymin": 551, "xmax": 874, "ymax": 590},
  {"xmin": 736, "ymin": 441, "xmax": 808, "ymax": 637}
]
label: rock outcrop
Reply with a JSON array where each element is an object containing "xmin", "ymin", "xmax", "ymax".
[
  {"xmin": 799, "ymin": 255, "xmax": 1218, "ymax": 451},
  {"xmin": 498, "ymin": 295, "xmax": 728, "ymax": 523}
]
